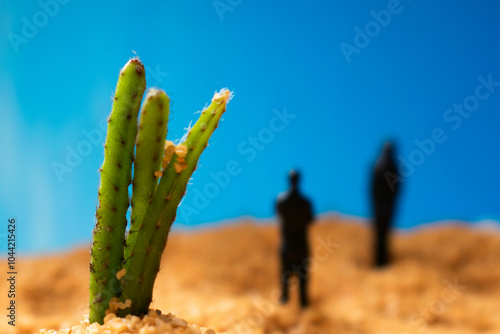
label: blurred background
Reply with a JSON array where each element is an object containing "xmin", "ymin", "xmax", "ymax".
[{"xmin": 1, "ymin": 0, "xmax": 499, "ymax": 253}]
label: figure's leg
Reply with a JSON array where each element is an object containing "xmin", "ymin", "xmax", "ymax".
[
  {"xmin": 295, "ymin": 250, "xmax": 310, "ymax": 308},
  {"xmin": 280, "ymin": 250, "xmax": 292, "ymax": 304},
  {"xmin": 372, "ymin": 200, "xmax": 383, "ymax": 267},
  {"xmin": 373, "ymin": 214, "xmax": 381, "ymax": 267},
  {"xmin": 383, "ymin": 200, "xmax": 396, "ymax": 265},
  {"xmin": 374, "ymin": 208, "xmax": 392, "ymax": 267},
  {"xmin": 375, "ymin": 229, "xmax": 388, "ymax": 267},
  {"xmin": 281, "ymin": 268, "xmax": 291, "ymax": 304},
  {"xmin": 299, "ymin": 273, "xmax": 309, "ymax": 308}
]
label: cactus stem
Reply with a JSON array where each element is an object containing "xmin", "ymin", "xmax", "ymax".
[
  {"xmin": 119, "ymin": 89, "xmax": 231, "ymax": 316},
  {"xmin": 89, "ymin": 58, "xmax": 146, "ymax": 325},
  {"xmin": 124, "ymin": 89, "xmax": 169, "ymax": 262}
]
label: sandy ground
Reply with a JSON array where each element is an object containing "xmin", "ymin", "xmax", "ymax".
[{"xmin": 2, "ymin": 216, "xmax": 500, "ymax": 334}]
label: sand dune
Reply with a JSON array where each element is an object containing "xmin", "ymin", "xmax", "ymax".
[{"xmin": 2, "ymin": 216, "xmax": 500, "ymax": 333}]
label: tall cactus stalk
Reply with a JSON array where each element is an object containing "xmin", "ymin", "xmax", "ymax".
[
  {"xmin": 125, "ymin": 89, "xmax": 170, "ymax": 261},
  {"xmin": 119, "ymin": 89, "xmax": 230, "ymax": 316},
  {"xmin": 89, "ymin": 58, "xmax": 146, "ymax": 324},
  {"xmin": 89, "ymin": 57, "xmax": 231, "ymax": 324}
]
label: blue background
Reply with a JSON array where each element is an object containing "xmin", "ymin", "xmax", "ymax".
[{"xmin": 1, "ymin": 0, "xmax": 499, "ymax": 253}]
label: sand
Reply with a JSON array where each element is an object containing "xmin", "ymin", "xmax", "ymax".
[
  {"xmin": 2, "ymin": 216, "xmax": 500, "ymax": 334},
  {"xmin": 36, "ymin": 311, "xmax": 218, "ymax": 334}
]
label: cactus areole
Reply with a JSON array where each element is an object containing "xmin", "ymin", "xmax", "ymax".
[{"xmin": 89, "ymin": 57, "xmax": 231, "ymax": 324}]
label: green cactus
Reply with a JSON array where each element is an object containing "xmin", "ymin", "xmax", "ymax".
[
  {"xmin": 119, "ymin": 90, "xmax": 230, "ymax": 316},
  {"xmin": 89, "ymin": 57, "xmax": 231, "ymax": 324},
  {"xmin": 125, "ymin": 89, "xmax": 170, "ymax": 261},
  {"xmin": 89, "ymin": 58, "xmax": 146, "ymax": 324}
]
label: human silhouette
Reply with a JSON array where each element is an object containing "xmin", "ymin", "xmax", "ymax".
[
  {"xmin": 371, "ymin": 141, "xmax": 400, "ymax": 268},
  {"xmin": 276, "ymin": 170, "xmax": 314, "ymax": 308}
]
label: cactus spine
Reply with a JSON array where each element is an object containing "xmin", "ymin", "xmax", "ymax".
[
  {"xmin": 89, "ymin": 57, "xmax": 231, "ymax": 323},
  {"xmin": 119, "ymin": 89, "xmax": 230, "ymax": 316},
  {"xmin": 125, "ymin": 89, "xmax": 170, "ymax": 261},
  {"xmin": 89, "ymin": 58, "xmax": 146, "ymax": 324}
]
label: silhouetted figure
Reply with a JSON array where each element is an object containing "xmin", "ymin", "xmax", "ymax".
[
  {"xmin": 276, "ymin": 170, "xmax": 314, "ymax": 308},
  {"xmin": 371, "ymin": 141, "xmax": 400, "ymax": 268}
]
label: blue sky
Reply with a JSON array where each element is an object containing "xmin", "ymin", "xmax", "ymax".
[{"xmin": 1, "ymin": 0, "xmax": 499, "ymax": 253}]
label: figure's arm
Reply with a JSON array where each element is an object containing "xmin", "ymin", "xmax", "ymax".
[
  {"xmin": 276, "ymin": 199, "xmax": 283, "ymax": 223},
  {"xmin": 392, "ymin": 165, "xmax": 401, "ymax": 195},
  {"xmin": 371, "ymin": 167, "xmax": 379, "ymax": 199},
  {"xmin": 307, "ymin": 200, "xmax": 314, "ymax": 225}
]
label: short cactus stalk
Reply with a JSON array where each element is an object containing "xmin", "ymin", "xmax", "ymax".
[
  {"xmin": 125, "ymin": 89, "xmax": 170, "ymax": 261},
  {"xmin": 88, "ymin": 57, "xmax": 231, "ymax": 324}
]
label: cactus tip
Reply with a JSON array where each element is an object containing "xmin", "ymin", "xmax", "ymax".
[
  {"xmin": 212, "ymin": 88, "xmax": 232, "ymax": 104},
  {"xmin": 144, "ymin": 88, "xmax": 169, "ymax": 103},
  {"xmin": 121, "ymin": 57, "xmax": 145, "ymax": 76}
]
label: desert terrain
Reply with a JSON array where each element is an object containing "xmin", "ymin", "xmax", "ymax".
[{"xmin": 2, "ymin": 216, "xmax": 500, "ymax": 334}]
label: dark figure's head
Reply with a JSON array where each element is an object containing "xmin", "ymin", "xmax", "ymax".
[
  {"xmin": 381, "ymin": 141, "xmax": 395, "ymax": 161},
  {"xmin": 375, "ymin": 141, "xmax": 398, "ymax": 172},
  {"xmin": 289, "ymin": 169, "xmax": 300, "ymax": 188},
  {"xmin": 383, "ymin": 141, "xmax": 393, "ymax": 154}
]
